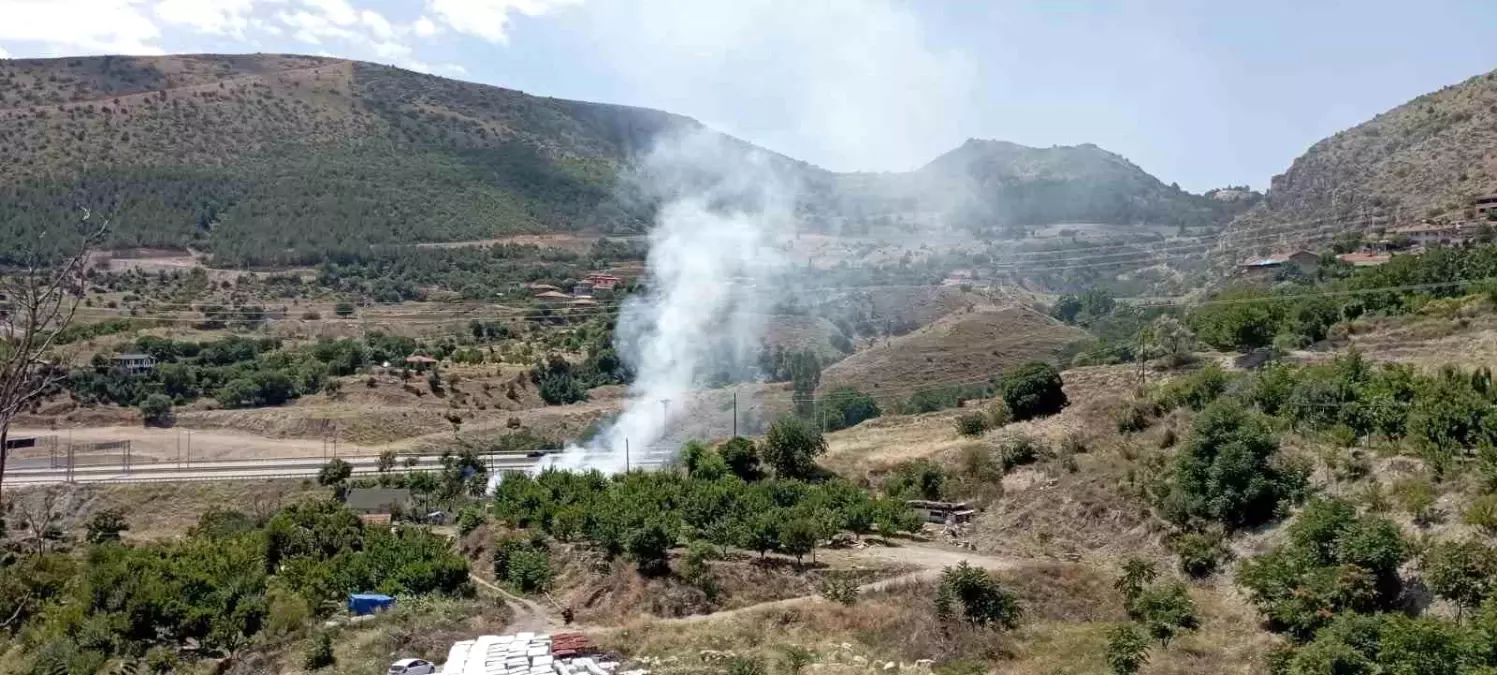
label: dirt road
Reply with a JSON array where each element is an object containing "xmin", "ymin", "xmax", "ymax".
[{"xmin": 640, "ymin": 543, "xmax": 1021, "ymax": 626}]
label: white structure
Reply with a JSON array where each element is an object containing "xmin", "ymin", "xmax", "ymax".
[{"xmin": 437, "ymin": 633, "xmax": 631, "ymax": 675}]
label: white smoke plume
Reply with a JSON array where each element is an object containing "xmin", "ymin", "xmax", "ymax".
[
  {"xmin": 540, "ymin": 131, "xmax": 799, "ymax": 472},
  {"xmin": 535, "ymin": 0, "xmax": 975, "ymax": 473}
]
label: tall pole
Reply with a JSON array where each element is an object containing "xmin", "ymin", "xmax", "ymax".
[
  {"xmin": 732, "ymin": 390, "xmax": 738, "ymax": 437},
  {"xmin": 625, "ymin": 437, "xmax": 630, "ymax": 473}
]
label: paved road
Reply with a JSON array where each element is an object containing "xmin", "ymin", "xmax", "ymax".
[{"xmin": 4, "ymin": 452, "xmax": 544, "ymax": 485}]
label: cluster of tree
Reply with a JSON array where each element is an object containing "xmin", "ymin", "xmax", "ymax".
[
  {"xmin": 490, "ymin": 430, "xmax": 922, "ymax": 569},
  {"xmin": 897, "ymin": 361, "xmax": 1068, "ymax": 422},
  {"xmin": 1189, "ymin": 243, "xmax": 1497, "ymax": 353},
  {"xmin": 1105, "ymin": 558, "xmax": 1201, "ymax": 674},
  {"xmin": 1050, "ymin": 287, "xmax": 1117, "ymax": 326},
  {"xmin": 1160, "ymin": 352, "xmax": 1497, "ymax": 480},
  {"xmin": 313, "ymin": 240, "xmax": 640, "ymax": 303},
  {"xmin": 0, "ymin": 499, "xmax": 469, "ymax": 673},
  {"xmin": 68, "ymin": 333, "xmax": 419, "ymax": 413}
]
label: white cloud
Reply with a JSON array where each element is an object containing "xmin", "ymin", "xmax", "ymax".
[
  {"xmin": 0, "ymin": 44, "xmax": 9, "ymax": 58},
  {"xmin": 360, "ymin": 9, "xmax": 394, "ymax": 40},
  {"xmin": 426, "ymin": 0, "xmax": 579, "ymax": 43},
  {"xmin": 0, "ymin": 0, "xmax": 165, "ymax": 55},
  {"xmin": 412, "ymin": 15, "xmax": 439, "ymax": 37},
  {"xmin": 277, "ymin": 9, "xmax": 357, "ymax": 44},
  {"xmin": 153, "ymin": 0, "xmax": 268, "ymax": 38},
  {"xmin": 300, "ymin": 0, "xmax": 357, "ymax": 26}
]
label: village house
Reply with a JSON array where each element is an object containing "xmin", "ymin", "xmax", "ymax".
[
  {"xmin": 1474, "ymin": 195, "xmax": 1497, "ymax": 219},
  {"xmin": 572, "ymin": 280, "xmax": 594, "ymax": 297},
  {"xmin": 535, "ymin": 290, "xmax": 572, "ymax": 304},
  {"xmin": 404, "ymin": 354, "xmax": 438, "ymax": 371},
  {"xmin": 907, "ymin": 499, "xmax": 976, "ymax": 525},
  {"xmin": 1389, "ymin": 222, "xmax": 1464, "ymax": 247},
  {"xmin": 1239, "ymin": 250, "xmax": 1319, "ymax": 277},
  {"xmin": 1336, "ymin": 251, "xmax": 1392, "ymax": 267},
  {"xmin": 346, "ymin": 488, "xmax": 411, "ymax": 525},
  {"xmin": 112, "ymin": 353, "xmax": 156, "ymax": 376},
  {"xmin": 585, "ymin": 273, "xmax": 621, "ymax": 291}
]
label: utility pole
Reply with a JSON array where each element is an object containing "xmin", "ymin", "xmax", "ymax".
[
  {"xmin": 732, "ymin": 390, "xmax": 738, "ymax": 437},
  {"xmin": 625, "ymin": 437, "xmax": 630, "ymax": 473}
]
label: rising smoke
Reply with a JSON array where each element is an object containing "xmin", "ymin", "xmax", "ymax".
[
  {"xmin": 537, "ymin": 0, "xmax": 975, "ymax": 473},
  {"xmin": 541, "ymin": 132, "xmax": 799, "ymax": 472}
]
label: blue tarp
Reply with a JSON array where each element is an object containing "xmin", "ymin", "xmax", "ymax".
[{"xmin": 347, "ymin": 593, "xmax": 395, "ymax": 615}]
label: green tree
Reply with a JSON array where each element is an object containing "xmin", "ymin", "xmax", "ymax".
[
  {"xmin": 1115, "ymin": 558, "xmax": 1158, "ymax": 612},
  {"xmin": 626, "ymin": 522, "xmax": 674, "ymax": 575},
  {"xmin": 1423, "ymin": 539, "xmax": 1497, "ymax": 612},
  {"xmin": 317, "ymin": 459, "xmax": 353, "ymax": 487},
  {"xmin": 333, "ymin": 301, "xmax": 355, "ymax": 318},
  {"xmin": 138, "ymin": 393, "xmax": 173, "ymax": 427},
  {"xmin": 718, "ymin": 437, "xmax": 762, "ymax": 481},
  {"xmin": 84, "ymin": 508, "xmax": 129, "ymax": 544},
  {"xmin": 377, "ymin": 450, "xmax": 397, "ymax": 473},
  {"xmin": 936, "ymin": 562, "xmax": 1022, "ymax": 629},
  {"xmin": 821, "ymin": 386, "xmax": 880, "ymax": 431},
  {"xmin": 762, "ymin": 416, "xmax": 827, "ymax": 478},
  {"xmin": 780, "ymin": 518, "xmax": 820, "ymax": 564},
  {"xmin": 1132, "ymin": 582, "xmax": 1199, "ymax": 645},
  {"xmin": 304, "ymin": 631, "xmax": 336, "ymax": 670},
  {"xmin": 1165, "ymin": 399, "xmax": 1302, "ymax": 530},
  {"xmin": 1000, "ymin": 361, "xmax": 1068, "ymax": 421},
  {"xmin": 1105, "ymin": 623, "xmax": 1150, "ymax": 675}
]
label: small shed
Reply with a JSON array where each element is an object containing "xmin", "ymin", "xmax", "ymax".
[
  {"xmin": 907, "ymin": 500, "xmax": 976, "ymax": 525},
  {"xmin": 346, "ymin": 488, "xmax": 411, "ymax": 516},
  {"xmin": 347, "ymin": 593, "xmax": 394, "ymax": 616}
]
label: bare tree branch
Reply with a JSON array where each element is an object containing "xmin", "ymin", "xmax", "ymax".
[{"xmin": 0, "ymin": 210, "xmax": 108, "ymax": 498}]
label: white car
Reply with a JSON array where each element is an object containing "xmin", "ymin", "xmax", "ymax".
[{"xmin": 388, "ymin": 658, "xmax": 437, "ymax": 675}]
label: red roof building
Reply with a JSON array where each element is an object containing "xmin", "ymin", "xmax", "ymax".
[{"xmin": 585, "ymin": 273, "xmax": 621, "ymax": 291}]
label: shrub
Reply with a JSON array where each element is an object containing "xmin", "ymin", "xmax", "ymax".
[
  {"xmin": 84, "ymin": 508, "xmax": 129, "ymax": 544},
  {"xmin": 1116, "ymin": 399, "xmax": 1157, "ymax": 433},
  {"xmin": 304, "ymin": 631, "xmax": 336, "ymax": 670},
  {"xmin": 1392, "ymin": 475, "xmax": 1438, "ymax": 525},
  {"xmin": 820, "ymin": 575, "xmax": 860, "ymax": 605},
  {"xmin": 780, "ymin": 646, "xmax": 814, "ymax": 675},
  {"xmin": 316, "ymin": 459, "xmax": 353, "ymax": 487},
  {"xmin": 1422, "ymin": 539, "xmax": 1497, "ymax": 610},
  {"xmin": 986, "ymin": 401, "xmax": 1013, "ymax": 427},
  {"xmin": 1115, "ymin": 558, "xmax": 1158, "ymax": 611},
  {"xmin": 1467, "ymin": 495, "xmax": 1497, "ymax": 535},
  {"xmin": 999, "ymin": 435, "xmax": 1047, "ymax": 471},
  {"xmin": 725, "ymin": 656, "xmax": 767, "ymax": 675},
  {"xmin": 935, "ymin": 562, "xmax": 1022, "ymax": 629},
  {"xmin": 1000, "ymin": 361, "xmax": 1068, "ymax": 421},
  {"xmin": 1105, "ymin": 623, "xmax": 1150, "ymax": 675},
  {"xmin": 884, "ymin": 459, "xmax": 946, "ymax": 501},
  {"xmin": 955, "ymin": 412, "xmax": 990, "ymax": 437},
  {"xmin": 1162, "ymin": 399, "xmax": 1303, "ymax": 530},
  {"xmin": 333, "ymin": 301, "xmax": 355, "ymax": 317},
  {"xmin": 138, "ymin": 393, "xmax": 173, "ymax": 427},
  {"xmin": 1169, "ymin": 531, "xmax": 1230, "ymax": 578},
  {"xmin": 821, "ymin": 386, "xmax": 881, "ymax": 431},
  {"xmin": 1155, "ymin": 363, "xmax": 1230, "ymax": 411},
  {"xmin": 627, "ymin": 522, "xmax": 674, "ymax": 574},
  {"xmin": 1132, "ymin": 582, "xmax": 1199, "ymax": 645},
  {"xmin": 718, "ymin": 437, "xmax": 762, "ymax": 481},
  {"xmin": 457, "ymin": 506, "xmax": 487, "ymax": 536}
]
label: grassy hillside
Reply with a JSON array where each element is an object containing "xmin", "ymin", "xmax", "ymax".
[
  {"xmin": 0, "ymin": 54, "xmax": 700, "ymax": 265},
  {"xmin": 1220, "ymin": 67, "xmax": 1497, "ymax": 255},
  {"xmin": 1, "ymin": 54, "xmax": 1249, "ymax": 268}
]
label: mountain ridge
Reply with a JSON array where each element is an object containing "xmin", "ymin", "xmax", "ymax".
[{"xmin": 0, "ymin": 52, "xmax": 1244, "ymax": 265}]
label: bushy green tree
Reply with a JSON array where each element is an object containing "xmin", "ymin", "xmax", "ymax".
[
  {"xmin": 1000, "ymin": 361, "xmax": 1068, "ymax": 420},
  {"xmin": 1105, "ymin": 623, "xmax": 1150, "ymax": 675},
  {"xmin": 936, "ymin": 562, "xmax": 1022, "ymax": 629},
  {"xmin": 139, "ymin": 393, "xmax": 173, "ymax": 427},
  {"xmin": 1423, "ymin": 539, "xmax": 1497, "ymax": 612},
  {"xmin": 718, "ymin": 437, "xmax": 762, "ymax": 481},
  {"xmin": 1163, "ymin": 399, "xmax": 1303, "ymax": 530},
  {"xmin": 762, "ymin": 416, "xmax": 827, "ymax": 478}
]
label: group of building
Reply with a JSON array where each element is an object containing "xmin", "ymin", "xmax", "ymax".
[
  {"xmin": 528, "ymin": 272, "xmax": 622, "ymax": 307},
  {"xmin": 1238, "ymin": 218, "xmax": 1488, "ymax": 277}
]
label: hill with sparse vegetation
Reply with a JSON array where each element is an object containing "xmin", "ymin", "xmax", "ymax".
[
  {"xmin": 1220, "ymin": 67, "xmax": 1497, "ymax": 256},
  {"xmin": 1, "ymin": 54, "xmax": 1251, "ymax": 268}
]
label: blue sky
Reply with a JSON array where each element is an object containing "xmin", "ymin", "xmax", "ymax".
[{"xmin": 2, "ymin": 0, "xmax": 1494, "ymax": 192}]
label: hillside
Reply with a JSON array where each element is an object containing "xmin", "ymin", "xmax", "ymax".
[
  {"xmin": 0, "ymin": 53, "xmax": 1240, "ymax": 267},
  {"xmin": 1219, "ymin": 67, "xmax": 1497, "ymax": 255},
  {"xmin": 817, "ymin": 304, "xmax": 1087, "ymax": 400},
  {"xmin": 913, "ymin": 139, "xmax": 1255, "ymax": 231},
  {"xmin": 0, "ymin": 54, "xmax": 723, "ymax": 265}
]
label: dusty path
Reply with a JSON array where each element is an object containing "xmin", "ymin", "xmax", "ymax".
[
  {"xmin": 624, "ymin": 543, "xmax": 1022, "ymax": 626},
  {"xmin": 470, "ymin": 574, "xmax": 564, "ymax": 633}
]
